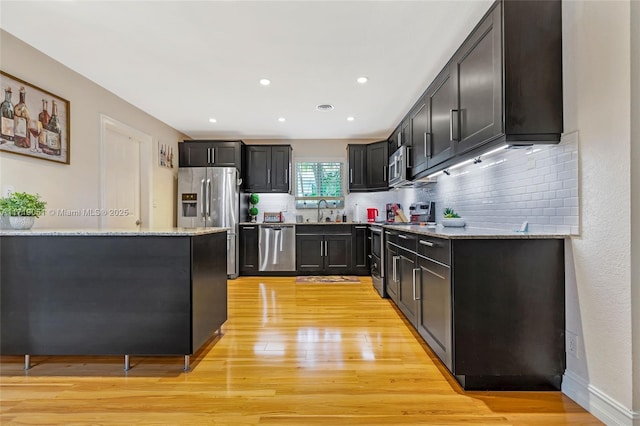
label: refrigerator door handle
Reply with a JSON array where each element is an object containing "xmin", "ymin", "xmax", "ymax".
[
  {"xmin": 200, "ymin": 179, "xmax": 206, "ymax": 219},
  {"xmin": 206, "ymin": 178, "xmax": 211, "ymax": 218}
]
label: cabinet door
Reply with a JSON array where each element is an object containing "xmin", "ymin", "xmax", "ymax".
[
  {"xmin": 410, "ymin": 98, "xmax": 429, "ymax": 176},
  {"xmin": 245, "ymin": 146, "xmax": 271, "ymax": 192},
  {"xmin": 366, "ymin": 141, "xmax": 388, "ymax": 190},
  {"xmin": 426, "ymin": 66, "xmax": 456, "ymax": 168},
  {"xmin": 296, "ymin": 234, "xmax": 324, "ymax": 273},
  {"xmin": 397, "ymin": 249, "xmax": 418, "ymax": 325},
  {"xmin": 324, "ymin": 235, "xmax": 353, "ymax": 273},
  {"xmin": 212, "ymin": 142, "xmax": 241, "ymax": 168},
  {"xmin": 348, "ymin": 145, "xmax": 367, "ymax": 191},
  {"xmin": 385, "ymin": 241, "xmax": 399, "ymax": 303},
  {"xmin": 270, "ymin": 146, "xmax": 290, "ymax": 193},
  {"xmin": 178, "ymin": 142, "xmax": 211, "ymax": 167},
  {"xmin": 239, "ymin": 226, "xmax": 259, "ymax": 274},
  {"xmin": 400, "ymin": 119, "xmax": 412, "ymax": 147},
  {"xmin": 417, "ymin": 256, "xmax": 452, "ymax": 370},
  {"xmin": 453, "ymin": 4, "xmax": 503, "ymax": 155},
  {"xmin": 353, "ymin": 225, "xmax": 369, "ymax": 274},
  {"xmin": 390, "ymin": 127, "xmax": 401, "ymax": 152}
]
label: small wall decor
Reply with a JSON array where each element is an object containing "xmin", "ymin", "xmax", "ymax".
[
  {"xmin": 158, "ymin": 142, "xmax": 174, "ymax": 168},
  {"xmin": 0, "ymin": 70, "xmax": 70, "ymax": 165}
]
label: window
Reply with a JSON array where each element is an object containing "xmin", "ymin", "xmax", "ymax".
[{"xmin": 295, "ymin": 161, "xmax": 344, "ymax": 209}]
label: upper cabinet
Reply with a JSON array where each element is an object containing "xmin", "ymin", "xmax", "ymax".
[
  {"xmin": 399, "ymin": 0, "xmax": 563, "ymax": 179},
  {"xmin": 244, "ymin": 145, "xmax": 292, "ymax": 193},
  {"xmin": 347, "ymin": 141, "xmax": 388, "ymax": 193},
  {"xmin": 452, "ymin": 4, "xmax": 503, "ymax": 155},
  {"xmin": 179, "ymin": 140, "xmax": 244, "ymax": 171}
]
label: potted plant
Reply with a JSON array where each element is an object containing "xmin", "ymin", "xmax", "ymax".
[
  {"xmin": 0, "ymin": 192, "xmax": 47, "ymax": 230},
  {"xmin": 441, "ymin": 207, "xmax": 465, "ymax": 227},
  {"xmin": 248, "ymin": 193, "xmax": 259, "ymax": 223}
]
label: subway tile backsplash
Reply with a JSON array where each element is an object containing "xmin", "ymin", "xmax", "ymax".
[{"xmin": 247, "ymin": 132, "xmax": 580, "ymax": 235}]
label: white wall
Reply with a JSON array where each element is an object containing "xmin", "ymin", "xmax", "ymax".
[
  {"xmin": 631, "ymin": 0, "xmax": 640, "ymax": 418},
  {"xmin": 560, "ymin": 1, "xmax": 636, "ymax": 424},
  {"xmin": 0, "ymin": 30, "xmax": 186, "ymax": 229}
]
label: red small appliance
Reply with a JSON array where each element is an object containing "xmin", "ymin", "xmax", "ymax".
[{"xmin": 366, "ymin": 208, "xmax": 379, "ymax": 222}]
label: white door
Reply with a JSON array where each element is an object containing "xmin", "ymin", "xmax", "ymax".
[{"xmin": 100, "ymin": 116, "xmax": 152, "ymax": 229}]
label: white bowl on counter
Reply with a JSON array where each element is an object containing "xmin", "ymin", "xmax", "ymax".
[{"xmin": 441, "ymin": 218, "xmax": 466, "ymax": 227}]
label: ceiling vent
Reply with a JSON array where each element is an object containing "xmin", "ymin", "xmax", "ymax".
[{"xmin": 316, "ymin": 104, "xmax": 334, "ymax": 112}]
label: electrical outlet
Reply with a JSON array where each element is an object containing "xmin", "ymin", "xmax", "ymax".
[
  {"xmin": 527, "ymin": 157, "xmax": 536, "ymax": 170},
  {"xmin": 566, "ymin": 331, "xmax": 579, "ymax": 358},
  {"xmin": 2, "ymin": 185, "xmax": 15, "ymax": 198}
]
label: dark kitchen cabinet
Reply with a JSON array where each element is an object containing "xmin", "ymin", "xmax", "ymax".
[
  {"xmin": 416, "ymin": 236, "xmax": 452, "ymax": 371},
  {"xmin": 452, "ymin": 3, "xmax": 502, "ymax": 155},
  {"xmin": 245, "ymin": 145, "xmax": 292, "ymax": 193},
  {"xmin": 384, "ymin": 229, "xmax": 565, "ymax": 391},
  {"xmin": 352, "ymin": 225, "xmax": 369, "ymax": 275},
  {"xmin": 366, "ymin": 141, "xmax": 389, "ymax": 191},
  {"xmin": 426, "ymin": 66, "xmax": 456, "ymax": 169},
  {"xmin": 296, "ymin": 226, "xmax": 352, "ymax": 274},
  {"xmin": 396, "ymin": 235, "xmax": 418, "ymax": 325},
  {"xmin": 347, "ymin": 141, "xmax": 388, "ymax": 192},
  {"xmin": 239, "ymin": 225, "xmax": 259, "ymax": 274},
  {"xmin": 384, "ymin": 230, "xmax": 399, "ymax": 303},
  {"xmin": 179, "ymin": 140, "xmax": 244, "ymax": 171},
  {"xmin": 391, "ymin": 0, "xmax": 563, "ymax": 180},
  {"xmin": 410, "ymin": 97, "xmax": 429, "ymax": 177},
  {"xmin": 296, "ymin": 234, "xmax": 324, "ymax": 273},
  {"xmin": 347, "ymin": 145, "xmax": 367, "ymax": 191}
]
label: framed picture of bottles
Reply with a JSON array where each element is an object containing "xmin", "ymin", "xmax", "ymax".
[{"xmin": 0, "ymin": 70, "xmax": 70, "ymax": 165}]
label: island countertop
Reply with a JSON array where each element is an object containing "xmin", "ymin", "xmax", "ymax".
[{"xmin": 0, "ymin": 227, "xmax": 228, "ymax": 236}]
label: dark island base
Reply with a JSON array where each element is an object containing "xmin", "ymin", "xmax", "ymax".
[
  {"xmin": 1, "ymin": 232, "xmax": 227, "ymax": 371},
  {"xmin": 455, "ymin": 374, "xmax": 562, "ymax": 391}
]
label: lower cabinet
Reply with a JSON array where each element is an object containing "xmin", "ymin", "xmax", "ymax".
[
  {"xmin": 386, "ymin": 230, "xmax": 565, "ymax": 391},
  {"xmin": 239, "ymin": 225, "xmax": 259, "ymax": 274},
  {"xmin": 353, "ymin": 225, "xmax": 370, "ymax": 275},
  {"xmin": 296, "ymin": 228, "xmax": 352, "ymax": 274}
]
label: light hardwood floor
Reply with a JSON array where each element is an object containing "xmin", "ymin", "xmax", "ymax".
[{"xmin": 1, "ymin": 276, "xmax": 600, "ymax": 425}]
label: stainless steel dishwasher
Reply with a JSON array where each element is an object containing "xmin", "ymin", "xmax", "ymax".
[{"xmin": 259, "ymin": 224, "xmax": 296, "ymax": 272}]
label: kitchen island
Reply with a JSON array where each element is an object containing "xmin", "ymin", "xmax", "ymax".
[{"xmin": 0, "ymin": 228, "xmax": 228, "ymax": 371}]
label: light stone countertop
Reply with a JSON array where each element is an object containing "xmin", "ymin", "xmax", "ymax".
[
  {"xmin": 239, "ymin": 222, "xmax": 366, "ymax": 225},
  {"xmin": 0, "ymin": 227, "xmax": 228, "ymax": 236},
  {"xmin": 383, "ymin": 224, "xmax": 568, "ymax": 239}
]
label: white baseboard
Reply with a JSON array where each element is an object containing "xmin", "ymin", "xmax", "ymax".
[{"xmin": 562, "ymin": 371, "xmax": 640, "ymax": 426}]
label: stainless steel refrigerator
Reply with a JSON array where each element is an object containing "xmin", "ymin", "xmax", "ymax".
[{"xmin": 177, "ymin": 167, "xmax": 240, "ymax": 278}]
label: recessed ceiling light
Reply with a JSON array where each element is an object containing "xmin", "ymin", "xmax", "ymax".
[
  {"xmin": 356, "ymin": 76, "xmax": 368, "ymax": 84},
  {"xmin": 347, "ymin": 116, "xmax": 355, "ymax": 121},
  {"xmin": 209, "ymin": 118, "xmax": 217, "ymax": 123},
  {"xmin": 316, "ymin": 104, "xmax": 334, "ymax": 112},
  {"xmin": 278, "ymin": 117, "xmax": 286, "ymax": 122},
  {"xmin": 260, "ymin": 78, "xmax": 271, "ymax": 86}
]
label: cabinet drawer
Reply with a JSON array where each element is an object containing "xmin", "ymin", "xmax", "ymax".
[
  {"xmin": 417, "ymin": 236, "xmax": 450, "ymax": 265},
  {"xmin": 384, "ymin": 229, "xmax": 399, "ymax": 245},
  {"xmin": 296, "ymin": 225, "xmax": 351, "ymax": 235},
  {"xmin": 396, "ymin": 232, "xmax": 417, "ymax": 252}
]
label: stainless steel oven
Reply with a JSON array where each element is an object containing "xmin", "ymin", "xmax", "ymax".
[{"xmin": 370, "ymin": 225, "xmax": 385, "ymax": 297}]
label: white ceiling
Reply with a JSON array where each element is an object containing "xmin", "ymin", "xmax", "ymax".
[{"xmin": 0, "ymin": 0, "xmax": 493, "ymax": 140}]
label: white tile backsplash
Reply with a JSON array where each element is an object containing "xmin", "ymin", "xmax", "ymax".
[{"xmin": 245, "ymin": 132, "xmax": 580, "ymax": 234}]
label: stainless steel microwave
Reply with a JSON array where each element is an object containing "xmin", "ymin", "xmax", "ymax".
[{"xmin": 388, "ymin": 146, "xmax": 412, "ymax": 188}]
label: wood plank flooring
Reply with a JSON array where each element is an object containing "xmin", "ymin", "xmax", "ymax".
[{"xmin": 1, "ymin": 276, "xmax": 601, "ymax": 425}]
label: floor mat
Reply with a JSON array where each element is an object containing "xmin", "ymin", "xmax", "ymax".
[{"xmin": 296, "ymin": 275, "xmax": 361, "ymax": 284}]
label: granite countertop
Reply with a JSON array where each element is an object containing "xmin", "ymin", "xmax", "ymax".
[
  {"xmin": 383, "ymin": 224, "xmax": 568, "ymax": 239},
  {"xmin": 0, "ymin": 227, "xmax": 229, "ymax": 236}
]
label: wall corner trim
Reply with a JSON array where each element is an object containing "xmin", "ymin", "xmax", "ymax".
[{"xmin": 563, "ymin": 371, "xmax": 640, "ymax": 425}]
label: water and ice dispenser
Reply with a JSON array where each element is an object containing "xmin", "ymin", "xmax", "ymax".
[{"xmin": 181, "ymin": 193, "xmax": 198, "ymax": 218}]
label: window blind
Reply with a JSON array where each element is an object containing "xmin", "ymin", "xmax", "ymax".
[{"xmin": 295, "ymin": 162, "xmax": 344, "ymax": 209}]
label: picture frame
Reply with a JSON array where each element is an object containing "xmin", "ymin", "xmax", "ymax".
[{"xmin": 0, "ymin": 70, "xmax": 70, "ymax": 165}]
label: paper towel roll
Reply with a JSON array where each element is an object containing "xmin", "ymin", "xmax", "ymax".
[{"xmin": 354, "ymin": 203, "xmax": 360, "ymax": 223}]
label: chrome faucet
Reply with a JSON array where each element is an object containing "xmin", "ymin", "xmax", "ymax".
[{"xmin": 317, "ymin": 199, "xmax": 328, "ymax": 222}]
